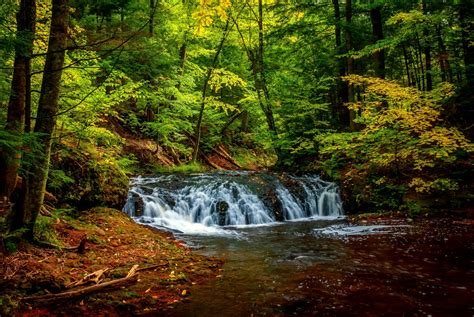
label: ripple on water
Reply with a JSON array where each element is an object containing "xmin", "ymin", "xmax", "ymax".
[{"xmin": 313, "ymin": 224, "xmax": 412, "ymax": 237}]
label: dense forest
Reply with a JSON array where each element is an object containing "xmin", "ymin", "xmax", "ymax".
[
  {"xmin": 2, "ymin": 0, "xmax": 472, "ymax": 234},
  {"xmin": 0, "ymin": 0, "xmax": 473, "ymax": 315}
]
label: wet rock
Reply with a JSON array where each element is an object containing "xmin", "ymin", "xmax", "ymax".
[
  {"xmin": 133, "ymin": 193, "xmax": 144, "ymax": 217},
  {"xmin": 261, "ymin": 188, "xmax": 284, "ymax": 221},
  {"xmin": 216, "ymin": 201, "xmax": 229, "ymax": 226}
]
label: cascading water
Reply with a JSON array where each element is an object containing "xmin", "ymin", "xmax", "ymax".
[{"xmin": 123, "ymin": 172, "xmax": 343, "ymax": 234}]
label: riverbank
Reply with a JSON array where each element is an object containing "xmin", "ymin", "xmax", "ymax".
[{"xmin": 0, "ymin": 208, "xmax": 223, "ymax": 316}]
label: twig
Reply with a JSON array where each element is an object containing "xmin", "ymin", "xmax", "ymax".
[
  {"xmin": 66, "ymin": 268, "xmax": 109, "ymax": 288},
  {"xmin": 136, "ymin": 263, "xmax": 168, "ymax": 272},
  {"xmin": 23, "ymin": 265, "xmax": 139, "ymax": 303}
]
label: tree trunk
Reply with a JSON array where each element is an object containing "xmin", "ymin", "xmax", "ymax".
[
  {"xmin": 410, "ymin": 48, "xmax": 421, "ymax": 90},
  {"xmin": 345, "ymin": 0, "xmax": 356, "ymax": 131},
  {"xmin": 402, "ymin": 45, "xmax": 412, "ymax": 86},
  {"xmin": 436, "ymin": 25, "xmax": 452, "ymax": 83},
  {"xmin": 192, "ymin": 18, "xmax": 231, "ymax": 162},
  {"xmin": 240, "ymin": 110, "xmax": 249, "ymax": 132},
  {"xmin": 415, "ymin": 35, "xmax": 425, "ymax": 91},
  {"xmin": 0, "ymin": 0, "xmax": 36, "ymax": 217},
  {"xmin": 257, "ymin": 0, "xmax": 277, "ymax": 134},
  {"xmin": 21, "ymin": 0, "xmax": 68, "ymax": 238},
  {"xmin": 176, "ymin": 38, "xmax": 187, "ymax": 90},
  {"xmin": 332, "ymin": 0, "xmax": 349, "ymax": 127},
  {"xmin": 422, "ymin": 0, "xmax": 432, "ymax": 91},
  {"xmin": 424, "ymin": 40, "xmax": 432, "ymax": 90},
  {"xmin": 370, "ymin": 5, "xmax": 385, "ymax": 79},
  {"xmin": 459, "ymin": 0, "xmax": 474, "ymax": 86},
  {"xmin": 149, "ymin": 0, "xmax": 155, "ymax": 36},
  {"xmin": 233, "ymin": 11, "xmax": 276, "ymax": 136}
]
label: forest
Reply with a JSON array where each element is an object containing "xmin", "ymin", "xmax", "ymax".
[{"xmin": 0, "ymin": 0, "xmax": 473, "ymax": 315}]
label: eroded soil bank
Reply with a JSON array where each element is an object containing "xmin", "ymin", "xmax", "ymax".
[{"xmin": 0, "ymin": 208, "xmax": 222, "ymax": 316}]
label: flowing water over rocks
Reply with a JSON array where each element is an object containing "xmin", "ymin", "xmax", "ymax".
[
  {"xmin": 123, "ymin": 172, "xmax": 474, "ymax": 316},
  {"xmin": 123, "ymin": 171, "xmax": 343, "ymax": 234}
]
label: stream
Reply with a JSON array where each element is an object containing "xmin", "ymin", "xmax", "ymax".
[{"xmin": 123, "ymin": 172, "xmax": 474, "ymax": 316}]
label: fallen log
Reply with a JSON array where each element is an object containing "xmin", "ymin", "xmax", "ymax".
[
  {"xmin": 199, "ymin": 151, "xmax": 222, "ymax": 170},
  {"xmin": 23, "ymin": 266, "xmax": 139, "ymax": 303},
  {"xmin": 214, "ymin": 145, "xmax": 242, "ymax": 168}
]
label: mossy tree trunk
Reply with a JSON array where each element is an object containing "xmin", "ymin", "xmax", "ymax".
[
  {"xmin": 0, "ymin": 0, "xmax": 36, "ymax": 214},
  {"xmin": 20, "ymin": 0, "xmax": 68, "ymax": 238}
]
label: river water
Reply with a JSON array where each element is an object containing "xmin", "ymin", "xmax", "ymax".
[{"xmin": 123, "ymin": 172, "xmax": 474, "ymax": 316}]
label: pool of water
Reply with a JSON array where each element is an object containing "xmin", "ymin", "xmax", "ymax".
[{"xmin": 165, "ymin": 218, "xmax": 474, "ymax": 316}]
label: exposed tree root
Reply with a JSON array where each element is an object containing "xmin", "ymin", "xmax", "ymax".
[{"xmin": 33, "ymin": 235, "xmax": 87, "ymax": 254}]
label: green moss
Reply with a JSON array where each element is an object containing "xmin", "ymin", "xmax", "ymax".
[
  {"xmin": 34, "ymin": 215, "xmax": 61, "ymax": 246},
  {"xmin": 232, "ymin": 147, "xmax": 276, "ymax": 169},
  {"xmin": 154, "ymin": 162, "xmax": 206, "ymax": 173}
]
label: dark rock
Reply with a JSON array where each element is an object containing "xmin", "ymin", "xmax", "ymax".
[
  {"xmin": 216, "ymin": 201, "xmax": 229, "ymax": 226},
  {"xmin": 134, "ymin": 194, "xmax": 144, "ymax": 217},
  {"xmin": 261, "ymin": 188, "xmax": 284, "ymax": 221}
]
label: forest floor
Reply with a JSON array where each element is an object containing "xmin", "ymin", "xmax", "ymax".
[{"xmin": 0, "ymin": 208, "xmax": 223, "ymax": 316}]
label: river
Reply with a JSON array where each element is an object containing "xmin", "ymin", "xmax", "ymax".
[{"xmin": 123, "ymin": 172, "xmax": 474, "ymax": 316}]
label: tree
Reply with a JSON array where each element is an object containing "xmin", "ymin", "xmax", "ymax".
[
  {"xmin": 332, "ymin": 0, "xmax": 349, "ymax": 127},
  {"xmin": 192, "ymin": 17, "xmax": 232, "ymax": 162},
  {"xmin": 0, "ymin": 0, "xmax": 36, "ymax": 211},
  {"xmin": 19, "ymin": 0, "xmax": 69, "ymax": 238},
  {"xmin": 370, "ymin": 4, "xmax": 384, "ymax": 78}
]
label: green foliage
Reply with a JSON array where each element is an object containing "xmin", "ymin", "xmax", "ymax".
[
  {"xmin": 48, "ymin": 169, "xmax": 75, "ymax": 190},
  {"xmin": 48, "ymin": 139, "xmax": 129, "ymax": 209},
  {"xmin": 155, "ymin": 162, "xmax": 205, "ymax": 174},
  {"xmin": 1, "ymin": 0, "xmax": 472, "ymax": 220},
  {"xmin": 34, "ymin": 215, "xmax": 61, "ymax": 245}
]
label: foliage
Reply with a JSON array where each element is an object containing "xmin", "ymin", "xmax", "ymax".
[
  {"xmin": 1, "ymin": 0, "xmax": 473, "ymax": 222},
  {"xmin": 319, "ymin": 75, "xmax": 472, "ymax": 212},
  {"xmin": 155, "ymin": 161, "xmax": 205, "ymax": 174}
]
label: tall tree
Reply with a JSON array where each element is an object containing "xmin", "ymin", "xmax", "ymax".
[
  {"xmin": 458, "ymin": 0, "xmax": 474, "ymax": 86},
  {"xmin": 20, "ymin": 0, "xmax": 69, "ymax": 238},
  {"xmin": 422, "ymin": 0, "xmax": 432, "ymax": 91},
  {"xmin": 149, "ymin": 0, "xmax": 155, "ymax": 36},
  {"xmin": 332, "ymin": 0, "xmax": 349, "ymax": 127},
  {"xmin": 345, "ymin": 0, "xmax": 356, "ymax": 131},
  {"xmin": 370, "ymin": 4, "xmax": 385, "ymax": 78},
  {"xmin": 256, "ymin": 0, "xmax": 276, "ymax": 134},
  {"xmin": 192, "ymin": 18, "xmax": 232, "ymax": 162},
  {"xmin": 0, "ymin": 0, "xmax": 36, "ymax": 211}
]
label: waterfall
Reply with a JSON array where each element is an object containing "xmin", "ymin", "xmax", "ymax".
[{"xmin": 123, "ymin": 172, "xmax": 343, "ymax": 234}]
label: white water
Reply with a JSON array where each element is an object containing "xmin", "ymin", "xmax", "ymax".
[
  {"xmin": 123, "ymin": 173, "xmax": 343, "ymax": 234},
  {"xmin": 314, "ymin": 224, "xmax": 412, "ymax": 236}
]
